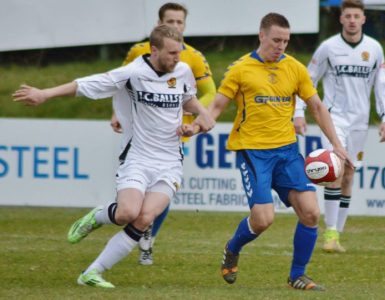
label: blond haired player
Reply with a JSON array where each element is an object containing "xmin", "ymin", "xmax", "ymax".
[
  {"xmin": 111, "ymin": 2, "xmax": 216, "ymax": 266},
  {"xmin": 13, "ymin": 25, "xmax": 214, "ymax": 288}
]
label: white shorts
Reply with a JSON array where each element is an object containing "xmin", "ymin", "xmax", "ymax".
[
  {"xmin": 116, "ymin": 159, "xmax": 183, "ymax": 199},
  {"xmin": 321, "ymin": 126, "xmax": 367, "ymax": 168}
]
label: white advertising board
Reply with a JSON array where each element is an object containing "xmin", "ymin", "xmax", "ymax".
[
  {"xmin": 175, "ymin": 124, "xmax": 385, "ymax": 216},
  {"xmin": 1, "ymin": 119, "xmax": 384, "ymax": 216},
  {"xmin": 0, "ymin": 118, "xmax": 120, "ymax": 207},
  {"xmin": 0, "ymin": 0, "xmax": 319, "ymax": 51}
]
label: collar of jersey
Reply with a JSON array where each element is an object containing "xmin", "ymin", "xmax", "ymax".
[
  {"xmin": 142, "ymin": 54, "xmax": 168, "ymax": 77},
  {"xmin": 250, "ymin": 50, "xmax": 285, "ymax": 63},
  {"xmin": 340, "ymin": 33, "xmax": 363, "ymax": 48}
]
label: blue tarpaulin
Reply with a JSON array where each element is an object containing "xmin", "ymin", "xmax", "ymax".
[{"xmin": 320, "ymin": 0, "xmax": 341, "ymax": 6}]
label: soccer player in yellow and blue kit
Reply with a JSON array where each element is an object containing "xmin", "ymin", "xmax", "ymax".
[
  {"xmin": 209, "ymin": 13, "xmax": 352, "ymax": 291},
  {"xmin": 110, "ymin": 2, "xmax": 216, "ymax": 266}
]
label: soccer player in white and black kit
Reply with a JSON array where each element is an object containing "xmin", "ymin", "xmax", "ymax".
[
  {"xmin": 294, "ymin": 0, "xmax": 385, "ymax": 253},
  {"xmin": 13, "ymin": 25, "xmax": 215, "ymax": 288}
]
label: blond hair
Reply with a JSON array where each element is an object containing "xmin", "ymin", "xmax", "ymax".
[{"xmin": 149, "ymin": 25, "xmax": 183, "ymax": 49}]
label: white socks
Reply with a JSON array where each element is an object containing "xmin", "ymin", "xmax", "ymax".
[
  {"xmin": 324, "ymin": 200, "xmax": 340, "ymax": 230},
  {"xmin": 337, "ymin": 207, "xmax": 349, "ymax": 232},
  {"xmin": 85, "ymin": 231, "xmax": 138, "ymax": 274},
  {"xmin": 95, "ymin": 204, "xmax": 116, "ymax": 225}
]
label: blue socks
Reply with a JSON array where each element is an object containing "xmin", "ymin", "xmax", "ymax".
[
  {"xmin": 290, "ymin": 222, "xmax": 318, "ymax": 280},
  {"xmin": 227, "ymin": 218, "xmax": 317, "ymax": 280},
  {"xmin": 152, "ymin": 205, "xmax": 170, "ymax": 237},
  {"xmin": 227, "ymin": 217, "xmax": 258, "ymax": 254}
]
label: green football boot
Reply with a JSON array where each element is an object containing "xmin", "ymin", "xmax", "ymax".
[{"xmin": 67, "ymin": 206, "xmax": 103, "ymax": 244}]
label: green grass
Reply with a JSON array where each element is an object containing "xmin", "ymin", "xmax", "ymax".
[{"xmin": 1, "ymin": 207, "xmax": 385, "ymax": 299}]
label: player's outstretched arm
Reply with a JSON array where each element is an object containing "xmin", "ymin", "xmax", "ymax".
[
  {"xmin": 12, "ymin": 82, "xmax": 77, "ymax": 106},
  {"xmin": 208, "ymin": 93, "xmax": 231, "ymax": 121},
  {"xmin": 306, "ymin": 94, "xmax": 354, "ymax": 169}
]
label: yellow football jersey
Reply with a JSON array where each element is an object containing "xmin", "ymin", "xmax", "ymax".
[
  {"xmin": 123, "ymin": 41, "xmax": 214, "ymax": 141},
  {"xmin": 218, "ymin": 51, "xmax": 317, "ymax": 150}
]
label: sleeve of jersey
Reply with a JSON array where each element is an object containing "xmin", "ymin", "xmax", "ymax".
[
  {"xmin": 307, "ymin": 42, "xmax": 329, "ymax": 86},
  {"xmin": 217, "ymin": 66, "xmax": 239, "ymax": 100},
  {"xmin": 196, "ymin": 77, "xmax": 216, "ymax": 107},
  {"xmin": 191, "ymin": 50, "xmax": 213, "ymax": 80},
  {"xmin": 76, "ymin": 66, "xmax": 130, "ymax": 99},
  {"xmin": 374, "ymin": 53, "xmax": 385, "ymax": 122}
]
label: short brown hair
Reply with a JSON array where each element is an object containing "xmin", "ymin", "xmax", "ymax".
[
  {"xmin": 260, "ymin": 13, "xmax": 290, "ymax": 31},
  {"xmin": 341, "ymin": 0, "xmax": 365, "ymax": 11},
  {"xmin": 149, "ymin": 24, "xmax": 183, "ymax": 49},
  {"xmin": 158, "ymin": 2, "xmax": 188, "ymax": 21}
]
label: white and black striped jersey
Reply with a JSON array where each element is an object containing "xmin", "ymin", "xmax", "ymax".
[
  {"xmin": 75, "ymin": 54, "xmax": 197, "ymax": 163},
  {"xmin": 295, "ymin": 34, "xmax": 385, "ymax": 129}
]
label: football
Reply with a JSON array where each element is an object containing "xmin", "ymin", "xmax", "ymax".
[{"xmin": 304, "ymin": 149, "xmax": 342, "ymax": 185}]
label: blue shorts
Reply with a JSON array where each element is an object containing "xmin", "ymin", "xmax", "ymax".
[{"xmin": 237, "ymin": 143, "xmax": 316, "ymax": 208}]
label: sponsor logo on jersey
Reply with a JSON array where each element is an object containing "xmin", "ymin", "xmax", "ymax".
[
  {"xmin": 167, "ymin": 77, "xmax": 177, "ymax": 88},
  {"xmin": 137, "ymin": 91, "xmax": 182, "ymax": 108},
  {"xmin": 361, "ymin": 51, "xmax": 370, "ymax": 61},
  {"xmin": 254, "ymin": 95, "xmax": 291, "ymax": 105},
  {"xmin": 335, "ymin": 65, "xmax": 371, "ymax": 78}
]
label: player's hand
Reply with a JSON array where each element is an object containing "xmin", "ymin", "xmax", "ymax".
[
  {"xmin": 193, "ymin": 112, "xmax": 215, "ymax": 133},
  {"xmin": 110, "ymin": 113, "xmax": 122, "ymax": 133},
  {"xmin": 333, "ymin": 145, "xmax": 354, "ymax": 170},
  {"xmin": 183, "ymin": 110, "xmax": 193, "ymax": 116},
  {"xmin": 12, "ymin": 84, "xmax": 48, "ymax": 106},
  {"xmin": 176, "ymin": 124, "xmax": 199, "ymax": 137},
  {"xmin": 379, "ymin": 122, "xmax": 385, "ymax": 142},
  {"xmin": 294, "ymin": 117, "xmax": 307, "ymax": 136}
]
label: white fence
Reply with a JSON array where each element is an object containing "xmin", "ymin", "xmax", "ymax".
[{"xmin": 1, "ymin": 119, "xmax": 385, "ymax": 216}]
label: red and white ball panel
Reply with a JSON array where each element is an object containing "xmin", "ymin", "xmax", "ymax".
[{"xmin": 304, "ymin": 149, "xmax": 342, "ymax": 185}]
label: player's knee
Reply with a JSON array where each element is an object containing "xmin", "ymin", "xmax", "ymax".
[
  {"xmin": 249, "ymin": 216, "xmax": 273, "ymax": 233},
  {"xmin": 342, "ymin": 171, "xmax": 354, "ymax": 187},
  {"xmin": 134, "ymin": 212, "xmax": 155, "ymax": 230},
  {"xmin": 252, "ymin": 222, "xmax": 272, "ymax": 233},
  {"xmin": 300, "ymin": 208, "xmax": 320, "ymax": 227},
  {"xmin": 115, "ymin": 206, "xmax": 140, "ymax": 225}
]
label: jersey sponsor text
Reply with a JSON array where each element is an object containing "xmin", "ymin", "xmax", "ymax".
[{"xmin": 136, "ymin": 91, "xmax": 183, "ymax": 108}]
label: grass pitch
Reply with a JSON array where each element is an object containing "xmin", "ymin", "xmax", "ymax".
[{"xmin": 1, "ymin": 207, "xmax": 385, "ymax": 299}]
